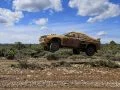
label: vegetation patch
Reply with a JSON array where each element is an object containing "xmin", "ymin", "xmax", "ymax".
[
  {"xmin": 51, "ymin": 61, "xmax": 71, "ymax": 67},
  {"xmin": 0, "ymin": 40, "xmax": 120, "ymax": 69},
  {"xmin": 11, "ymin": 60, "xmax": 44, "ymax": 70},
  {"xmin": 56, "ymin": 49, "xmax": 73, "ymax": 58},
  {"xmin": 45, "ymin": 52, "xmax": 59, "ymax": 60},
  {"xmin": 88, "ymin": 60, "xmax": 120, "ymax": 68}
]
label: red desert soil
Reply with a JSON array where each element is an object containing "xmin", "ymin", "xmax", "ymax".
[{"xmin": 0, "ymin": 59, "xmax": 120, "ymax": 88}]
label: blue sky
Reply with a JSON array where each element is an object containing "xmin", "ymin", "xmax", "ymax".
[{"xmin": 0, "ymin": 0, "xmax": 120, "ymax": 44}]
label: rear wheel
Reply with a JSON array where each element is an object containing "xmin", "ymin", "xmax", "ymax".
[
  {"xmin": 50, "ymin": 42, "xmax": 60, "ymax": 52},
  {"xmin": 73, "ymin": 48, "xmax": 80, "ymax": 54},
  {"xmin": 85, "ymin": 46, "xmax": 96, "ymax": 56}
]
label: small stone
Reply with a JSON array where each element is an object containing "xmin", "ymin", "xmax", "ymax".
[{"xmin": 27, "ymin": 75, "xmax": 31, "ymax": 78}]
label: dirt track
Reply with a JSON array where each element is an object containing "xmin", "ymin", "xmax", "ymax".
[
  {"xmin": 0, "ymin": 58, "xmax": 120, "ymax": 88},
  {"xmin": 1, "ymin": 88, "xmax": 120, "ymax": 90}
]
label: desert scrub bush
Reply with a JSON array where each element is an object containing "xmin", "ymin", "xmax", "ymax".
[
  {"xmin": 96, "ymin": 44, "xmax": 120, "ymax": 60},
  {"xmin": 14, "ymin": 51, "xmax": 28, "ymax": 60},
  {"xmin": 19, "ymin": 48, "xmax": 37, "ymax": 57},
  {"xmin": 31, "ymin": 51, "xmax": 48, "ymax": 58},
  {"xmin": 69, "ymin": 55, "xmax": 85, "ymax": 60},
  {"xmin": 0, "ymin": 48, "xmax": 6, "ymax": 57},
  {"xmin": 14, "ymin": 42, "xmax": 26, "ymax": 50},
  {"xmin": 12, "ymin": 60, "xmax": 43, "ymax": 69},
  {"xmin": 45, "ymin": 52, "xmax": 59, "ymax": 60},
  {"xmin": 51, "ymin": 61, "xmax": 71, "ymax": 67},
  {"xmin": 21, "ymin": 44, "xmax": 45, "ymax": 58},
  {"xmin": 6, "ymin": 49, "xmax": 16, "ymax": 60},
  {"xmin": 89, "ymin": 60, "xmax": 120, "ymax": 68},
  {"xmin": 30, "ymin": 44, "xmax": 44, "ymax": 52},
  {"xmin": 111, "ymin": 53, "xmax": 120, "ymax": 61},
  {"xmin": 55, "ymin": 49, "xmax": 73, "ymax": 58}
]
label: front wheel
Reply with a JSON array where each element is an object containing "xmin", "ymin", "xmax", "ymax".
[
  {"xmin": 85, "ymin": 46, "xmax": 96, "ymax": 56},
  {"xmin": 50, "ymin": 42, "xmax": 60, "ymax": 52}
]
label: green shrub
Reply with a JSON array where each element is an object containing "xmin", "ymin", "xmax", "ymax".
[
  {"xmin": 89, "ymin": 60, "xmax": 120, "ymax": 68},
  {"xmin": 6, "ymin": 49, "xmax": 16, "ymax": 60},
  {"xmin": 110, "ymin": 40, "xmax": 117, "ymax": 46},
  {"xmin": 16, "ymin": 60, "xmax": 43, "ymax": 69},
  {"xmin": 11, "ymin": 64, "xmax": 19, "ymax": 68},
  {"xmin": 56, "ymin": 49, "xmax": 73, "ymax": 58},
  {"xmin": 31, "ymin": 51, "xmax": 47, "ymax": 58},
  {"xmin": 51, "ymin": 61, "xmax": 71, "ymax": 67},
  {"xmin": 14, "ymin": 42, "xmax": 25, "ymax": 50},
  {"xmin": 30, "ymin": 44, "xmax": 44, "ymax": 52},
  {"xmin": 0, "ymin": 48, "xmax": 6, "ymax": 57},
  {"xmin": 23, "ymin": 49, "xmax": 36, "ymax": 55},
  {"xmin": 70, "ymin": 55, "xmax": 85, "ymax": 60},
  {"xmin": 15, "ymin": 51, "xmax": 27, "ymax": 60},
  {"xmin": 46, "ymin": 52, "xmax": 59, "ymax": 60},
  {"xmin": 111, "ymin": 53, "xmax": 120, "ymax": 61},
  {"xmin": 95, "ymin": 44, "xmax": 120, "ymax": 60}
]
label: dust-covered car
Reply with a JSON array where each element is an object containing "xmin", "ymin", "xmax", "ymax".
[{"xmin": 40, "ymin": 32, "xmax": 100, "ymax": 56}]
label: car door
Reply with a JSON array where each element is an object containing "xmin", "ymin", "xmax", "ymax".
[
  {"xmin": 62, "ymin": 36, "xmax": 74, "ymax": 47},
  {"xmin": 62, "ymin": 34, "xmax": 80, "ymax": 48},
  {"xmin": 72, "ymin": 38, "xmax": 80, "ymax": 48}
]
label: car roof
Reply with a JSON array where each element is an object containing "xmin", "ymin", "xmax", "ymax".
[{"xmin": 68, "ymin": 32, "xmax": 96, "ymax": 40}]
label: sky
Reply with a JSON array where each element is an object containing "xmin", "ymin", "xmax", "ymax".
[{"xmin": 0, "ymin": 0, "xmax": 120, "ymax": 44}]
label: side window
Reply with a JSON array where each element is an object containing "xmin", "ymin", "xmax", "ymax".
[
  {"xmin": 66, "ymin": 33, "xmax": 77, "ymax": 38},
  {"xmin": 72, "ymin": 34, "xmax": 78, "ymax": 38},
  {"xmin": 67, "ymin": 33, "xmax": 73, "ymax": 37},
  {"xmin": 67, "ymin": 33, "xmax": 78, "ymax": 38}
]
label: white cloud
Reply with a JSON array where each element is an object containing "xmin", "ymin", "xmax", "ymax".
[
  {"xmin": 40, "ymin": 26, "xmax": 48, "ymax": 30},
  {"xmin": 0, "ymin": 8, "xmax": 23, "ymax": 26},
  {"xmin": 49, "ymin": 0, "xmax": 63, "ymax": 11},
  {"xmin": 0, "ymin": 25, "xmax": 48, "ymax": 43},
  {"xmin": 34, "ymin": 18, "xmax": 48, "ymax": 26},
  {"xmin": 33, "ymin": 18, "xmax": 48, "ymax": 30},
  {"xmin": 97, "ymin": 31, "xmax": 107, "ymax": 36},
  {"xmin": 13, "ymin": 0, "xmax": 62, "ymax": 12},
  {"xmin": 69, "ymin": 0, "xmax": 120, "ymax": 23},
  {"xmin": 0, "ymin": 32, "xmax": 33, "ymax": 43}
]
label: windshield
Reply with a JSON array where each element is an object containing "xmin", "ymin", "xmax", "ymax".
[
  {"xmin": 64, "ymin": 33, "xmax": 68, "ymax": 36},
  {"xmin": 64, "ymin": 33, "xmax": 71, "ymax": 37}
]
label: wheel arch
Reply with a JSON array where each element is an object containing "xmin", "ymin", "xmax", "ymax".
[{"xmin": 50, "ymin": 37, "xmax": 61, "ymax": 46}]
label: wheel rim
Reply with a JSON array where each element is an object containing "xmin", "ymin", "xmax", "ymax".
[
  {"xmin": 87, "ymin": 47, "xmax": 95, "ymax": 56},
  {"xmin": 51, "ymin": 43, "xmax": 59, "ymax": 51},
  {"xmin": 53, "ymin": 44, "xmax": 59, "ymax": 50}
]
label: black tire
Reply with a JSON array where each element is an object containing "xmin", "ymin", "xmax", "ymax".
[
  {"xmin": 73, "ymin": 48, "xmax": 80, "ymax": 54},
  {"xmin": 50, "ymin": 42, "xmax": 60, "ymax": 52},
  {"xmin": 85, "ymin": 46, "xmax": 96, "ymax": 56}
]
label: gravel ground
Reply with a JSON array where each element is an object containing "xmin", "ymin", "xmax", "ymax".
[
  {"xmin": 0, "ymin": 88, "xmax": 120, "ymax": 90},
  {"xmin": 0, "ymin": 59, "xmax": 120, "ymax": 88}
]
